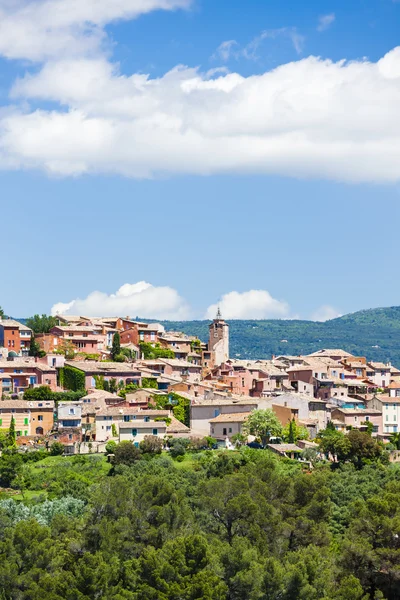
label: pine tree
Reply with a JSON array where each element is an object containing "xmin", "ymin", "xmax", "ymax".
[{"xmin": 111, "ymin": 332, "xmax": 121, "ymax": 361}]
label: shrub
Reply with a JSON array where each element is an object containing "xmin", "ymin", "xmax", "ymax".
[
  {"xmin": 113, "ymin": 354, "xmax": 126, "ymax": 363},
  {"xmin": 105, "ymin": 441, "xmax": 117, "ymax": 455},
  {"xmin": 112, "ymin": 441, "xmax": 141, "ymax": 466},
  {"xmin": 170, "ymin": 443, "xmax": 186, "ymax": 459},
  {"xmin": 50, "ymin": 442, "xmax": 64, "ymax": 456},
  {"xmin": 140, "ymin": 435, "xmax": 163, "ymax": 455}
]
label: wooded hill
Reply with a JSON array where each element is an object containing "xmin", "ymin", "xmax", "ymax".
[{"xmin": 157, "ymin": 306, "xmax": 400, "ymax": 364}]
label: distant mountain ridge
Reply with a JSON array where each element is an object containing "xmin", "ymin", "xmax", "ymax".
[{"xmin": 155, "ymin": 306, "xmax": 400, "ymax": 365}]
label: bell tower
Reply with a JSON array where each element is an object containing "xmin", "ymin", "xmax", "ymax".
[{"xmin": 208, "ymin": 307, "xmax": 229, "ymax": 366}]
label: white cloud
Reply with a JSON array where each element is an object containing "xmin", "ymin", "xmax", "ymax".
[
  {"xmin": 214, "ymin": 40, "xmax": 238, "ymax": 62},
  {"xmin": 3, "ymin": 47, "xmax": 400, "ymax": 182},
  {"xmin": 51, "ymin": 281, "xmax": 190, "ymax": 319},
  {"xmin": 214, "ymin": 28, "xmax": 304, "ymax": 63},
  {"xmin": 0, "ymin": 0, "xmax": 191, "ymax": 61},
  {"xmin": 206, "ymin": 290, "xmax": 290, "ymax": 320},
  {"xmin": 317, "ymin": 13, "xmax": 335, "ymax": 32},
  {"xmin": 0, "ymin": 2, "xmax": 399, "ymax": 183},
  {"xmin": 311, "ymin": 305, "xmax": 342, "ymax": 322}
]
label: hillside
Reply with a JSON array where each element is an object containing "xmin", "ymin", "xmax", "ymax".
[{"xmin": 158, "ymin": 306, "xmax": 400, "ymax": 365}]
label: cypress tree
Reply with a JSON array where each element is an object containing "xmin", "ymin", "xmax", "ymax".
[
  {"xmin": 111, "ymin": 332, "xmax": 121, "ymax": 361},
  {"xmin": 7, "ymin": 417, "xmax": 16, "ymax": 447}
]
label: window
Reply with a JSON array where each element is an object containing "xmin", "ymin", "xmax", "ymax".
[
  {"xmin": 386, "ymin": 415, "xmax": 389, "ymax": 421},
  {"xmin": 132, "ymin": 428, "xmax": 137, "ymax": 436},
  {"xmin": 38, "ymin": 415, "xmax": 43, "ymax": 421},
  {"xmin": 24, "ymin": 418, "xmax": 29, "ymax": 425},
  {"xmin": 152, "ymin": 428, "xmax": 158, "ymax": 436},
  {"xmin": 150, "ymin": 332, "xmax": 155, "ymax": 341},
  {"xmin": 69, "ymin": 434, "xmax": 72, "ymax": 440},
  {"xmin": 0, "ymin": 419, "xmax": 2, "ymax": 426},
  {"xmin": 144, "ymin": 416, "xmax": 150, "ymax": 422},
  {"xmin": 106, "ymin": 426, "xmax": 111, "ymax": 432},
  {"xmin": 229, "ymin": 427, "xmax": 232, "ymax": 433},
  {"xmin": 214, "ymin": 409, "xmax": 220, "ymax": 417},
  {"xmin": 69, "ymin": 408, "xmax": 75, "ymax": 415},
  {"xmin": 123, "ymin": 415, "xmax": 130, "ymax": 422},
  {"xmin": 24, "ymin": 430, "xmax": 28, "ymax": 436},
  {"xmin": 365, "ymin": 416, "xmax": 370, "ymax": 421}
]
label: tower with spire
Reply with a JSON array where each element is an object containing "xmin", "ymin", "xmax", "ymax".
[{"xmin": 207, "ymin": 306, "xmax": 229, "ymax": 367}]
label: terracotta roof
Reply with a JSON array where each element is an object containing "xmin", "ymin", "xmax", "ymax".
[
  {"xmin": 368, "ymin": 362, "xmax": 391, "ymax": 370},
  {"xmin": 0, "ymin": 319, "xmax": 32, "ymax": 332},
  {"xmin": 388, "ymin": 382, "xmax": 400, "ymax": 389},
  {"xmin": 307, "ymin": 349, "xmax": 354, "ymax": 358},
  {"xmin": 373, "ymin": 395, "xmax": 400, "ymax": 404},
  {"xmin": 267, "ymin": 443, "xmax": 303, "ymax": 452},
  {"xmin": 166, "ymin": 416, "xmax": 190, "ymax": 433},
  {"xmin": 333, "ymin": 407, "xmax": 382, "ymax": 415},
  {"xmin": 209, "ymin": 412, "xmax": 250, "ymax": 423},
  {"xmin": 0, "ymin": 400, "xmax": 54, "ymax": 409},
  {"xmin": 97, "ymin": 407, "xmax": 170, "ymax": 417}
]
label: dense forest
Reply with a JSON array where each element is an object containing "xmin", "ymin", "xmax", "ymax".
[
  {"xmin": 0, "ymin": 443, "xmax": 399, "ymax": 599},
  {"xmin": 157, "ymin": 306, "xmax": 400, "ymax": 364}
]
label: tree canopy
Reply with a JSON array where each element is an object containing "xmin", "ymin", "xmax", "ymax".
[
  {"xmin": 0, "ymin": 446, "xmax": 397, "ymax": 599},
  {"xmin": 26, "ymin": 314, "xmax": 57, "ymax": 334},
  {"xmin": 242, "ymin": 409, "xmax": 283, "ymax": 445}
]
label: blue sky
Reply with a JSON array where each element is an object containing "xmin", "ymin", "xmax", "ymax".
[{"xmin": 1, "ymin": 0, "xmax": 400, "ymax": 321}]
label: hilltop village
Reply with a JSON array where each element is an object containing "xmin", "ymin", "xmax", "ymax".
[{"xmin": 0, "ymin": 311, "xmax": 399, "ymax": 456}]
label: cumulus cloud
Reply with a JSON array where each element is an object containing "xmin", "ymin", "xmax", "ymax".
[
  {"xmin": 51, "ymin": 281, "xmax": 190, "ymax": 319},
  {"xmin": 311, "ymin": 305, "xmax": 342, "ymax": 322},
  {"xmin": 0, "ymin": 0, "xmax": 191, "ymax": 61},
  {"xmin": 0, "ymin": 2, "xmax": 399, "ymax": 183},
  {"xmin": 205, "ymin": 290, "xmax": 290, "ymax": 320},
  {"xmin": 317, "ymin": 13, "xmax": 335, "ymax": 32},
  {"xmin": 2, "ymin": 46, "xmax": 400, "ymax": 181}
]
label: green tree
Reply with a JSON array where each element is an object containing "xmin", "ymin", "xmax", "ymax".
[
  {"xmin": 242, "ymin": 409, "xmax": 283, "ymax": 445},
  {"xmin": 109, "ymin": 378, "xmax": 118, "ymax": 394},
  {"xmin": 7, "ymin": 417, "xmax": 16, "ymax": 447},
  {"xmin": 26, "ymin": 314, "xmax": 57, "ymax": 334},
  {"xmin": 283, "ymin": 418, "xmax": 309, "ymax": 443},
  {"xmin": 389, "ymin": 431, "xmax": 400, "ymax": 450},
  {"xmin": 105, "ymin": 440, "xmax": 117, "ymax": 455},
  {"xmin": 140, "ymin": 435, "xmax": 163, "ymax": 455},
  {"xmin": 112, "ymin": 441, "xmax": 141, "ymax": 466},
  {"xmin": 111, "ymin": 332, "xmax": 121, "ymax": 361},
  {"xmin": 28, "ymin": 335, "xmax": 43, "ymax": 358},
  {"xmin": 50, "ymin": 442, "xmax": 65, "ymax": 456},
  {"xmin": 0, "ymin": 306, "xmax": 4, "ymax": 318},
  {"xmin": 362, "ymin": 420, "xmax": 374, "ymax": 436}
]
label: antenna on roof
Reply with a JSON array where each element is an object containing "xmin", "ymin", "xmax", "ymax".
[{"xmin": 216, "ymin": 306, "xmax": 222, "ymax": 320}]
